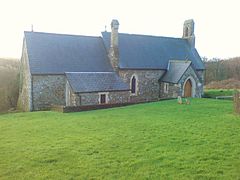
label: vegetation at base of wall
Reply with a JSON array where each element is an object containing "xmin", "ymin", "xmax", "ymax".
[
  {"xmin": 0, "ymin": 99, "xmax": 239, "ymax": 179},
  {"xmin": 203, "ymin": 89, "xmax": 236, "ymax": 99},
  {"xmin": 0, "ymin": 58, "xmax": 19, "ymax": 112}
]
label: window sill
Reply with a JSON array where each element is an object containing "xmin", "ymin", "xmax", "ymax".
[{"xmin": 130, "ymin": 93, "xmax": 137, "ymax": 96}]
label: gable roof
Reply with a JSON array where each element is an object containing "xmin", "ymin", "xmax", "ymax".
[
  {"xmin": 66, "ymin": 72, "xmax": 130, "ymax": 93},
  {"xmin": 24, "ymin": 31, "xmax": 113, "ymax": 74},
  {"xmin": 102, "ymin": 32, "xmax": 205, "ymax": 70},
  {"xmin": 161, "ymin": 60, "xmax": 191, "ymax": 83}
]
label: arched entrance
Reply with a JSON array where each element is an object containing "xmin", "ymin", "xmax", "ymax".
[
  {"xmin": 184, "ymin": 79, "xmax": 192, "ymax": 97},
  {"xmin": 183, "ymin": 77, "xmax": 196, "ymax": 97}
]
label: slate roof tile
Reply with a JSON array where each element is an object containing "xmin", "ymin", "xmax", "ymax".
[
  {"xmin": 161, "ymin": 60, "xmax": 191, "ymax": 83},
  {"xmin": 102, "ymin": 32, "xmax": 205, "ymax": 70},
  {"xmin": 66, "ymin": 72, "xmax": 130, "ymax": 93},
  {"xmin": 25, "ymin": 31, "xmax": 113, "ymax": 74}
]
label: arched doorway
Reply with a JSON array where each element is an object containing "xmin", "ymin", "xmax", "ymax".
[
  {"xmin": 184, "ymin": 79, "xmax": 192, "ymax": 97},
  {"xmin": 183, "ymin": 77, "xmax": 196, "ymax": 97}
]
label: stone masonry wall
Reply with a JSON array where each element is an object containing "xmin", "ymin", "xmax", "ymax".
[
  {"xmin": 108, "ymin": 91, "xmax": 130, "ymax": 103},
  {"xmin": 160, "ymin": 83, "xmax": 180, "ymax": 99},
  {"xmin": 119, "ymin": 70, "xmax": 165, "ymax": 102},
  {"xmin": 80, "ymin": 93, "xmax": 99, "ymax": 106},
  {"xmin": 196, "ymin": 70, "xmax": 204, "ymax": 96},
  {"xmin": 196, "ymin": 70, "xmax": 204, "ymax": 83},
  {"xmin": 65, "ymin": 81, "xmax": 80, "ymax": 106},
  {"xmin": 32, "ymin": 75, "xmax": 65, "ymax": 110},
  {"xmin": 17, "ymin": 40, "xmax": 32, "ymax": 111},
  {"xmin": 67, "ymin": 90, "xmax": 130, "ymax": 106}
]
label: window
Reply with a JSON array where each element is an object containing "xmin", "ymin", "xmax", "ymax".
[
  {"xmin": 100, "ymin": 94, "xmax": 106, "ymax": 104},
  {"xmin": 164, "ymin": 83, "xmax": 169, "ymax": 93},
  {"xmin": 131, "ymin": 75, "xmax": 137, "ymax": 95},
  {"xmin": 99, "ymin": 93, "xmax": 108, "ymax": 104}
]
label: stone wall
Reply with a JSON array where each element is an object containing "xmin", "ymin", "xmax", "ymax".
[
  {"xmin": 196, "ymin": 70, "xmax": 204, "ymax": 83},
  {"xmin": 65, "ymin": 81, "xmax": 81, "ymax": 106},
  {"xmin": 17, "ymin": 40, "xmax": 32, "ymax": 111},
  {"xmin": 67, "ymin": 90, "xmax": 130, "ymax": 106},
  {"xmin": 109, "ymin": 91, "xmax": 130, "ymax": 104},
  {"xmin": 32, "ymin": 75, "xmax": 65, "ymax": 110},
  {"xmin": 160, "ymin": 83, "xmax": 180, "ymax": 99},
  {"xmin": 196, "ymin": 70, "xmax": 204, "ymax": 96},
  {"xmin": 119, "ymin": 69, "xmax": 165, "ymax": 102}
]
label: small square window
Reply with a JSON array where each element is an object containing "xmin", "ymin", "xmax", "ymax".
[
  {"xmin": 99, "ymin": 93, "xmax": 108, "ymax": 104},
  {"xmin": 100, "ymin": 94, "xmax": 106, "ymax": 104}
]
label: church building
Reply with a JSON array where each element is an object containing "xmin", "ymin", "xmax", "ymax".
[{"xmin": 18, "ymin": 19, "xmax": 205, "ymax": 111}]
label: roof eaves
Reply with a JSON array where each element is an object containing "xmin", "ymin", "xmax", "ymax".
[
  {"xmin": 32, "ymin": 73, "xmax": 65, "ymax": 75},
  {"xmin": 74, "ymin": 88, "xmax": 131, "ymax": 94},
  {"xmin": 160, "ymin": 80, "xmax": 178, "ymax": 84},
  {"xmin": 119, "ymin": 67, "xmax": 166, "ymax": 70}
]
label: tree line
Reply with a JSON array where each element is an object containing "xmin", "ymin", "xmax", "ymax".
[
  {"xmin": 203, "ymin": 57, "xmax": 240, "ymax": 85},
  {"xmin": 0, "ymin": 58, "xmax": 19, "ymax": 112}
]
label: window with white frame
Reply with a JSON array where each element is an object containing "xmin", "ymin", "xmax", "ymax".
[
  {"xmin": 98, "ymin": 93, "xmax": 108, "ymax": 104},
  {"xmin": 164, "ymin": 83, "xmax": 169, "ymax": 93}
]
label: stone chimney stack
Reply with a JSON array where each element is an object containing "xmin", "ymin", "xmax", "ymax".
[
  {"xmin": 109, "ymin": 19, "xmax": 120, "ymax": 71},
  {"xmin": 182, "ymin": 19, "xmax": 195, "ymax": 48},
  {"xmin": 111, "ymin": 19, "xmax": 119, "ymax": 48}
]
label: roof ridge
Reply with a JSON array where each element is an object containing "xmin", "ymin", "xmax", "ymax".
[
  {"xmin": 24, "ymin": 31, "xmax": 101, "ymax": 39},
  {"xmin": 102, "ymin": 31, "xmax": 184, "ymax": 40}
]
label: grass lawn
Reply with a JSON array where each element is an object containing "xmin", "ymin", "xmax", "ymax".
[
  {"xmin": 204, "ymin": 89, "xmax": 236, "ymax": 99},
  {"xmin": 0, "ymin": 99, "xmax": 239, "ymax": 179}
]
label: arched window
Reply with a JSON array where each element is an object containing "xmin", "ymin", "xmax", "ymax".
[{"xmin": 131, "ymin": 76, "xmax": 137, "ymax": 94}]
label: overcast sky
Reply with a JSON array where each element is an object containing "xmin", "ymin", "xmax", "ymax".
[{"xmin": 0, "ymin": 0, "xmax": 239, "ymax": 59}]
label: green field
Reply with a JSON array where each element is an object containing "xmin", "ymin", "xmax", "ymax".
[
  {"xmin": 0, "ymin": 99, "xmax": 239, "ymax": 179},
  {"xmin": 204, "ymin": 89, "xmax": 236, "ymax": 99}
]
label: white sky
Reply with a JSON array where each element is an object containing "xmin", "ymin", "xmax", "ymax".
[{"xmin": 0, "ymin": 0, "xmax": 239, "ymax": 59}]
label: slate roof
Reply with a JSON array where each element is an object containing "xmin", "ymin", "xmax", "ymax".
[
  {"xmin": 102, "ymin": 32, "xmax": 205, "ymax": 70},
  {"xmin": 66, "ymin": 72, "xmax": 130, "ymax": 93},
  {"xmin": 161, "ymin": 60, "xmax": 191, "ymax": 83},
  {"xmin": 24, "ymin": 31, "xmax": 113, "ymax": 74}
]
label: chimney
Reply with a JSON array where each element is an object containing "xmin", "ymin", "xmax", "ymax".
[
  {"xmin": 111, "ymin": 19, "xmax": 119, "ymax": 48},
  {"xmin": 182, "ymin": 19, "xmax": 195, "ymax": 48},
  {"xmin": 109, "ymin": 19, "xmax": 120, "ymax": 71}
]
